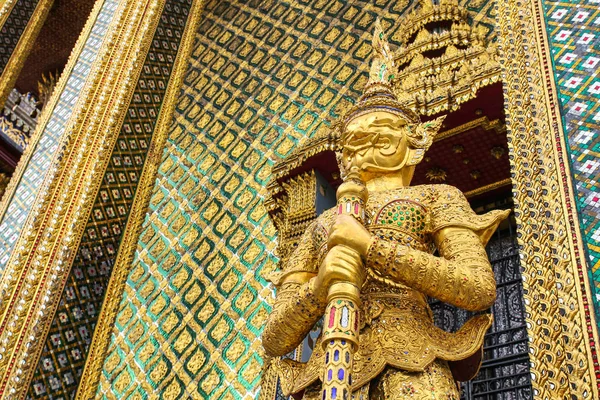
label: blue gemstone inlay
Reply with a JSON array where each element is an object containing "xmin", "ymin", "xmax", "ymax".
[
  {"xmin": 334, "ymin": 350, "xmax": 339, "ymax": 361},
  {"xmin": 328, "ymin": 369, "xmax": 333, "ymax": 381},
  {"xmin": 338, "ymin": 368, "xmax": 345, "ymax": 380},
  {"xmin": 332, "ymin": 388, "xmax": 337, "ymax": 399}
]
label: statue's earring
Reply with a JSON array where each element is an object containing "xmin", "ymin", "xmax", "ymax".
[{"xmin": 405, "ymin": 116, "xmax": 446, "ymax": 166}]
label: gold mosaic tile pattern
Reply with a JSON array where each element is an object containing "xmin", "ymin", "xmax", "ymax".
[{"xmin": 96, "ymin": 0, "xmax": 497, "ymax": 398}]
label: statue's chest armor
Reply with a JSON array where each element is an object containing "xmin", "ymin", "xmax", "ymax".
[
  {"xmin": 366, "ymin": 190, "xmax": 432, "ymax": 252},
  {"xmin": 313, "ymin": 188, "xmax": 434, "ymax": 254}
]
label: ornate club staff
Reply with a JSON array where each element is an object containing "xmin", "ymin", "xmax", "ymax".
[{"xmin": 321, "ymin": 166, "xmax": 368, "ymax": 400}]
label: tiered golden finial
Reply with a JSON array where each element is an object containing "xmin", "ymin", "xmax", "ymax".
[
  {"xmin": 342, "ymin": 19, "xmax": 444, "ymax": 168},
  {"xmin": 392, "ymin": 0, "xmax": 500, "ymax": 115}
]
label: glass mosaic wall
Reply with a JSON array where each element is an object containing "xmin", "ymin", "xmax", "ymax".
[
  {"xmin": 95, "ymin": 0, "xmax": 498, "ymax": 398},
  {"xmin": 541, "ymin": 0, "xmax": 600, "ymax": 321},
  {"xmin": 25, "ymin": 1, "xmax": 194, "ymax": 398},
  {"xmin": 0, "ymin": 0, "xmax": 117, "ymax": 270}
]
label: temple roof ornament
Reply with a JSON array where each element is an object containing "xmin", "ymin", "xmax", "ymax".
[
  {"xmin": 392, "ymin": 0, "xmax": 501, "ymax": 115},
  {"xmin": 343, "ymin": 18, "xmax": 421, "ymax": 128}
]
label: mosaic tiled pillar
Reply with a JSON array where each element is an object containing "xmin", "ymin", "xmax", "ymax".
[
  {"xmin": 0, "ymin": 0, "xmax": 116, "ymax": 272},
  {"xmin": 497, "ymin": 0, "xmax": 600, "ymax": 397},
  {"xmin": 540, "ymin": 0, "xmax": 600, "ymax": 325},
  {"xmin": 0, "ymin": 0, "xmax": 204, "ymax": 398},
  {"xmin": 0, "ymin": 0, "xmax": 54, "ymax": 107}
]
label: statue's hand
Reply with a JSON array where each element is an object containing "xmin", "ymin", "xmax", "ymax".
[
  {"xmin": 328, "ymin": 214, "xmax": 373, "ymax": 257},
  {"xmin": 313, "ymin": 245, "xmax": 365, "ymax": 300}
]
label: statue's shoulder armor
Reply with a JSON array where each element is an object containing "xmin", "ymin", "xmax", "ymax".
[
  {"xmin": 401, "ymin": 183, "xmax": 463, "ymax": 203},
  {"xmin": 418, "ymin": 183, "xmax": 510, "ymax": 245}
]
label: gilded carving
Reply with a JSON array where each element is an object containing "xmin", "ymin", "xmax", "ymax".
[
  {"xmin": 262, "ymin": 20, "xmax": 508, "ymax": 399},
  {"xmin": 496, "ymin": 0, "xmax": 600, "ymax": 396},
  {"xmin": 392, "ymin": 0, "xmax": 500, "ymax": 116},
  {"xmin": 0, "ymin": 115, "xmax": 29, "ymax": 149}
]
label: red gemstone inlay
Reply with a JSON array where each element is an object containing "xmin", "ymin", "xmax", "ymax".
[{"xmin": 329, "ymin": 306, "xmax": 336, "ymax": 328}]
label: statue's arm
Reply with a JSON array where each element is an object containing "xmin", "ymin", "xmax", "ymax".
[
  {"xmin": 262, "ymin": 223, "xmax": 326, "ymax": 357},
  {"xmin": 262, "ymin": 275, "xmax": 326, "ymax": 357},
  {"xmin": 367, "ymin": 226, "xmax": 496, "ymax": 311}
]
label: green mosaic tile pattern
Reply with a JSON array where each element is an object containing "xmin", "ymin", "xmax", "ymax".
[
  {"xmin": 541, "ymin": 0, "xmax": 600, "ymax": 323},
  {"xmin": 96, "ymin": 0, "xmax": 497, "ymax": 398},
  {"xmin": 25, "ymin": 1, "xmax": 193, "ymax": 399},
  {"xmin": 0, "ymin": 0, "xmax": 117, "ymax": 272}
]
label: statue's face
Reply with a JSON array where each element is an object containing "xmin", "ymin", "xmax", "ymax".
[{"xmin": 342, "ymin": 110, "xmax": 409, "ymax": 176}]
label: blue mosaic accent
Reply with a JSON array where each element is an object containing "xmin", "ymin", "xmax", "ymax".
[
  {"xmin": 541, "ymin": 1, "xmax": 600, "ymax": 320},
  {"xmin": 0, "ymin": 0, "xmax": 118, "ymax": 272}
]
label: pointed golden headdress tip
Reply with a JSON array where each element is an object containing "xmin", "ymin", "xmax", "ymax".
[
  {"xmin": 368, "ymin": 17, "xmax": 395, "ymax": 86},
  {"xmin": 341, "ymin": 21, "xmax": 420, "ymax": 129}
]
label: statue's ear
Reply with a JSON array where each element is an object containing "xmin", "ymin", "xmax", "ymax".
[
  {"xmin": 406, "ymin": 115, "xmax": 446, "ymax": 166},
  {"xmin": 421, "ymin": 116, "xmax": 446, "ymax": 141}
]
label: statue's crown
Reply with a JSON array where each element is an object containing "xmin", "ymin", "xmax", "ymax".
[{"xmin": 343, "ymin": 19, "xmax": 420, "ymax": 128}]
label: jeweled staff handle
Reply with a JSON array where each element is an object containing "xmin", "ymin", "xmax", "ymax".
[{"xmin": 321, "ymin": 168, "xmax": 368, "ymax": 400}]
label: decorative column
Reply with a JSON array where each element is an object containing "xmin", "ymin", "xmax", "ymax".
[
  {"xmin": 0, "ymin": 0, "xmax": 55, "ymax": 108},
  {"xmin": 497, "ymin": 0, "xmax": 600, "ymax": 398},
  {"xmin": 0, "ymin": 0, "xmax": 195, "ymax": 397}
]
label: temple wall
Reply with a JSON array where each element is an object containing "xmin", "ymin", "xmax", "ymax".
[
  {"xmin": 92, "ymin": 0, "xmax": 499, "ymax": 398},
  {"xmin": 0, "ymin": 0, "xmax": 594, "ymax": 397},
  {"xmin": 541, "ymin": 0, "xmax": 600, "ymax": 321}
]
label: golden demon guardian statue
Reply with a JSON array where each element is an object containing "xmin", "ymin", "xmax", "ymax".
[{"xmin": 262, "ymin": 21, "xmax": 509, "ymax": 400}]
